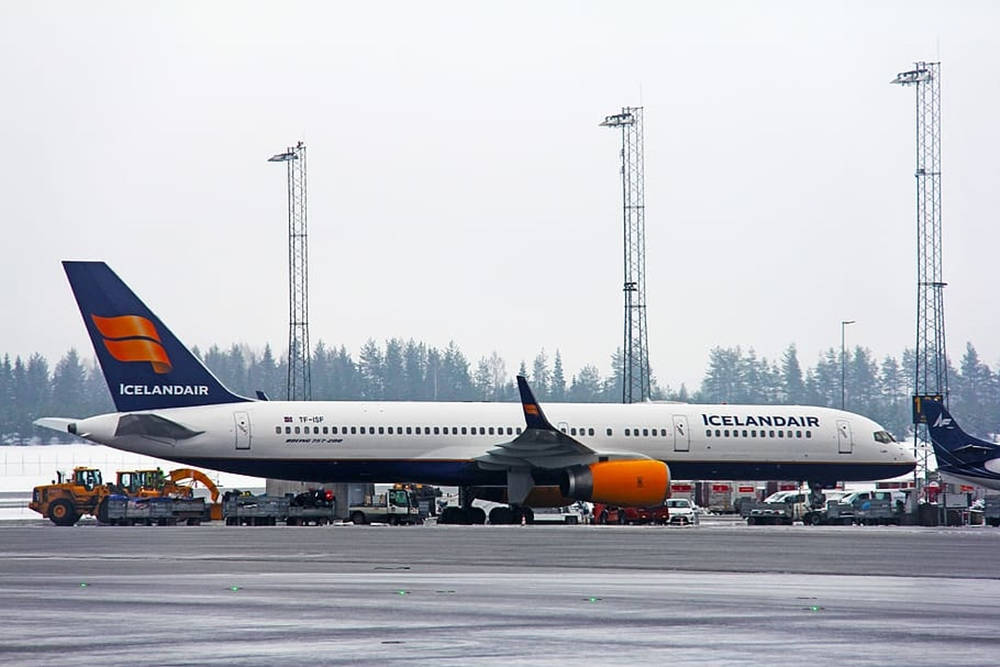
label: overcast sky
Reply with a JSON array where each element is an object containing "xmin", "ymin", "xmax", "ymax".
[{"xmin": 2, "ymin": 1, "xmax": 999, "ymax": 393}]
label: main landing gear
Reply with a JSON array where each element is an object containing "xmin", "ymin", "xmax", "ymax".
[{"xmin": 436, "ymin": 486, "xmax": 535, "ymax": 525}]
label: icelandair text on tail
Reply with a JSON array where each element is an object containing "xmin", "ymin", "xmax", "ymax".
[{"xmin": 119, "ymin": 383, "xmax": 209, "ymax": 396}]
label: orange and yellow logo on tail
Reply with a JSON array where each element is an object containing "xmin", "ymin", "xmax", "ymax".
[{"xmin": 90, "ymin": 314, "xmax": 172, "ymax": 374}]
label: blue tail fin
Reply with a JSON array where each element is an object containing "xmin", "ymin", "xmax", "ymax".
[
  {"xmin": 920, "ymin": 398, "xmax": 999, "ymax": 466},
  {"xmin": 63, "ymin": 261, "xmax": 250, "ymax": 412}
]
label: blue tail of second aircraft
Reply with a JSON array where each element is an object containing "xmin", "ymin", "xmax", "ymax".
[
  {"xmin": 63, "ymin": 261, "xmax": 249, "ymax": 413},
  {"xmin": 920, "ymin": 398, "xmax": 1000, "ymax": 480}
]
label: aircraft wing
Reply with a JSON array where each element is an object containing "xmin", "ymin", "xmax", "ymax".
[{"xmin": 474, "ymin": 376, "xmax": 600, "ymax": 471}]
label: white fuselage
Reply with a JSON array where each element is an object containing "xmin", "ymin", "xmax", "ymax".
[{"xmin": 73, "ymin": 399, "xmax": 915, "ymax": 486}]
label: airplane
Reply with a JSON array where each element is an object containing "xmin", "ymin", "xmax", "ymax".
[
  {"xmin": 919, "ymin": 397, "xmax": 1000, "ymax": 491},
  {"xmin": 36, "ymin": 261, "xmax": 916, "ymax": 524}
]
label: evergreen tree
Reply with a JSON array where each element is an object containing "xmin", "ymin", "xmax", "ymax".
[
  {"xmin": 51, "ymin": 349, "xmax": 86, "ymax": 430},
  {"xmin": 473, "ymin": 357, "xmax": 492, "ymax": 401},
  {"xmin": 569, "ymin": 365, "xmax": 602, "ymax": 402},
  {"xmin": 440, "ymin": 341, "xmax": 472, "ymax": 400},
  {"xmin": 403, "ymin": 340, "xmax": 427, "ymax": 400},
  {"xmin": 358, "ymin": 338, "xmax": 384, "ymax": 400},
  {"xmin": 383, "ymin": 338, "xmax": 406, "ymax": 400},
  {"xmin": 550, "ymin": 351, "xmax": 566, "ymax": 402},
  {"xmin": 781, "ymin": 344, "xmax": 805, "ymax": 403},
  {"xmin": 531, "ymin": 349, "xmax": 550, "ymax": 399}
]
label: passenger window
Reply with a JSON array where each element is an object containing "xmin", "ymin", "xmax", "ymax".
[
  {"xmin": 778, "ymin": 430, "xmax": 784, "ymax": 438},
  {"xmin": 314, "ymin": 427, "xmax": 320, "ymax": 434},
  {"xmin": 360, "ymin": 426, "xmax": 366, "ymax": 434},
  {"xmin": 715, "ymin": 429, "xmax": 721, "ymax": 437},
  {"xmin": 443, "ymin": 427, "xmax": 449, "ymax": 435},
  {"xmin": 377, "ymin": 427, "xmax": 384, "ymax": 435},
  {"xmin": 285, "ymin": 427, "xmax": 291, "ymax": 434},
  {"xmin": 488, "ymin": 427, "xmax": 495, "ymax": 435},
  {"xmin": 322, "ymin": 426, "xmax": 329, "ymax": 434},
  {"xmin": 606, "ymin": 428, "xmax": 613, "ymax": 436},
  {"xmin": 560, "ymin": 426, "xmax": 567, "ymax": 433},
  {"xmin": 806, "ymin": 431, "xmax": 811, "ymax": 438},
  {"xmin": 643, "ymin": 428, "xmax": 649, "ymax": 436},
  {"xmin": 351, "ymin": 426, "xmax": 357, "ymax": 434},
  {"xmin": 625, "ymin": 428, "xmax": 631, "ymax": 436},
  {"xmin": 516, "ymin": 427, "xmax": 522, "ymax": 434},
  {"xmin": 275, "ymin": 426, "xmax": 281, "ymax": 434},
  {"xmin": 589, "ymin": 428, "xmax": 595, "ymax": 436},
  {"xmin": 332, "ymin": 427, "xmax": 338, "ymax": 435},
  {"xmin": 742, "ymin": 430, "xmax": 747, "ymax": 437},
  {"xmin": 479, "ymin": 427, "xmax": 485, "ymax": 435},
  {"xmin": 507, "ymin": 427, "xmax": 513, "ymax": 435},
  {"xmin": 706, "ymin": 429, "xmax": 712, "ymax": 437},
  {"xmin": 724, "ymin": 430, "xmax": 730, "ymax": 437},
  {"xmin": 571, "ymin": 427, "xmax": 577, "ymax": 435},
  {"xmin": 294, "ymin": 426, "xmax": 301, "ymax": 434},
  {"xmin": 461, "ymin": 427, "xmax": 467, "ymax": 435},
  {"xmin": 796, "ymin": 430, "xmax": 802, "ymax": 438},
  {"xmin": 751, "ymin": 430, "xmax": 756, "ymax": 437},
  {"xmin": 769, "ymin": 430, "xmax": 775, "ymax": 437},
  {"xmin": 433, "ymin": 427, "xmax": 440, "ymax": 435}
]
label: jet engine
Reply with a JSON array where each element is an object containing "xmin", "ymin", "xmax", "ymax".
[{"xmin": 559, "ymin": 460, "xmax": 669, "ymax": 507}]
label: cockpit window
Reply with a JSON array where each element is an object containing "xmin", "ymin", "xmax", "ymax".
[{"xmin": 873, "ymin": 430, "xmax": 896, "ymax": 444}]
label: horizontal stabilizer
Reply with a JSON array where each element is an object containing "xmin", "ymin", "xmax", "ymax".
[{"xmin": 33, "ymin": 418, "xmax": 78, "ymax": 434}]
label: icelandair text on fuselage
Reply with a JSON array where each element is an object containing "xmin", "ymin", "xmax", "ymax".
[
  {"xmin": 119, "ymin": 383, "xmax": 209, "ymax": 396},
  {"xmin": 702, "ymin": 414, "xmax": 820, "ymax": 428}
]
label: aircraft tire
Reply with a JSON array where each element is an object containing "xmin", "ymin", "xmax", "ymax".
[
  {"xmin": 468, "ymin": 507, "xmax": 486, "ymax": 525},
  {"xmin": 488, "ymin": 507, "xmax": 513, "ymax": 525}
]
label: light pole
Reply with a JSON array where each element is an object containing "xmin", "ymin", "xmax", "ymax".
[{"xmin": 841, "ymin": 320, "xmax": 855, "ymax": 410}]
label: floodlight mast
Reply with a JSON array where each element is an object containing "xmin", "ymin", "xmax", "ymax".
[
  {"xmin": 892, "ymin": 62, "xmax": 946, "ymax": 491},
  {"xmin": 268, "ymin": 141, "xmax": 311, "ymax": 401},
  {"xmin": 600, "ymin": 108, "xmax": 651, "ymax": 404}
]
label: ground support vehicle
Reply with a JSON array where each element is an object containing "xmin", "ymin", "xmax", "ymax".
[
  {"xmin": 223, "ymin": 494, "xmax": 289, "ymax": 526},
  {"xmin": 286, "ymin": 489, "xmax": 337, "ymax": 525},
  {"xmin": 29, "ymin": 467, "xmax": 109, "ymax": 526},
  {"xmin": 854, "ymin": 498, "xmax": 901, "ymax": 525},
  {"xmin": 743, "ymin": 491, "xmax": 811, "ymax": 525},
  {"xmin": 222, "ymin": 491, "xmax": 338, "ymax": 526},
  {"xmin": 99, "ymin": 495, "xmax": 208, "ymax": 526},
  {"xmin": 592, "ymin": 503, "xmax": 670, "ymax": 525},
  {"xmin": 986, "ymin": 496, "xmax": 1000, "ymax": 528},
  {"xmin": 349, "ymin": 488, "xmax": 421, "ymax": 525},
  {"xmin": 530, "ymin": 504, "xmax": 588, "ymax": 525}
]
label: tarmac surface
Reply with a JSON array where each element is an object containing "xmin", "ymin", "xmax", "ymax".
[{"xmin": 1, "ymin": 519, "xmax": 999, "ymax": 665}]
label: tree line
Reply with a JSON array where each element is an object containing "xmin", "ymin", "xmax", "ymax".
[{"xmin": 1, "ymin": 338, "xmax": 997, "ymax": 444}]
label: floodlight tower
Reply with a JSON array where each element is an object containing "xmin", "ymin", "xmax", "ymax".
[
  {"xmin": 892, "ymin": 62, "xmax": 947, "ymax": 485},
  {"xmin": 600, "ymin": 107, "xmax": 651, "ymax": 403},
  {"xmin": 268, "ymin": 141, "xmax": 311, "ymax": 401}
]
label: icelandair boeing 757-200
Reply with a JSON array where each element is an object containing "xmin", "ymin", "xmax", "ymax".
[{"xmin": 36, "ymin": 262, "xmax": 915, "ymax": 523}]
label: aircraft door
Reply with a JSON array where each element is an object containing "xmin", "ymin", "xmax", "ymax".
[
  {"xmin": 836, "ymin": 419, "xmax": 852, "ymax": 454},
  {"xmin": 672, "ymin": 415, "xmax": 690, "ymax": 452},
  {"xmin": 234, "ymin": 411, "xmax": 251, "ymax": 450}
]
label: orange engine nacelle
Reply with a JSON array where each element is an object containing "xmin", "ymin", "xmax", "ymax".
[{"xmin": 559, "ymin": 460, "xmax": 670, "ymax": 507}]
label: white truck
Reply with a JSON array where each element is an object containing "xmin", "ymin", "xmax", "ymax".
[{"xmin": 348, "ymin": 488, "xmax": 421, "ymax": 525}]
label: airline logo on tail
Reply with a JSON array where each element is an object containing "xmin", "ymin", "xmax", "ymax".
[
  {"xmin": 90, "ymin": 314, "xmax": 173, "ymax": 374},
  {"xmin": 933, "ymin": 413, "xmax": 952, "ymax": 429}
]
